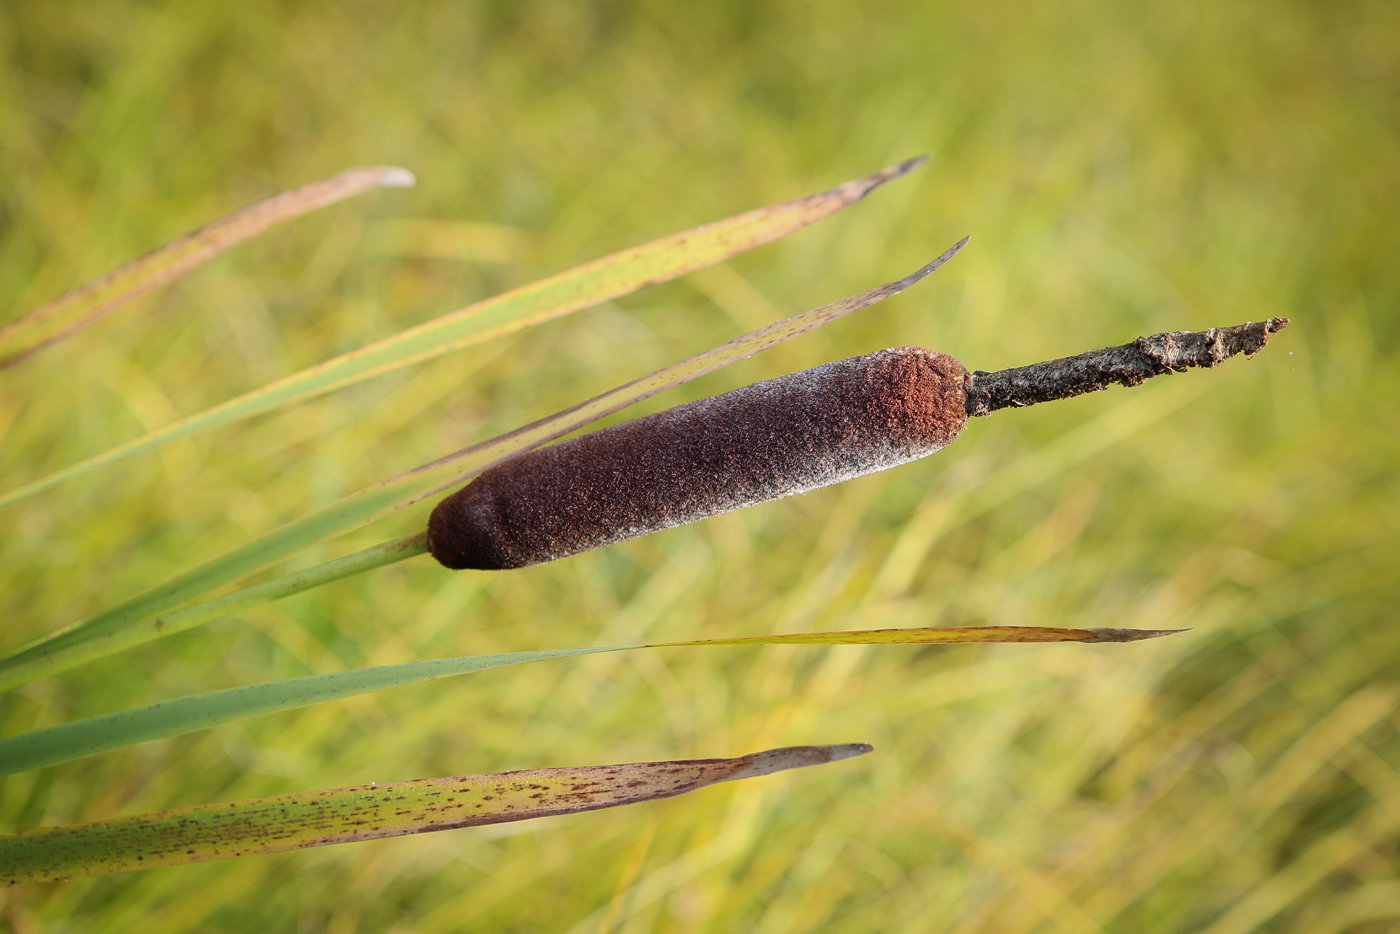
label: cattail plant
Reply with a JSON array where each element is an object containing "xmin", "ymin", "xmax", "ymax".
[{"xmin": 0, "ymin": 159, "xmax": 1279, "ymax": 887}]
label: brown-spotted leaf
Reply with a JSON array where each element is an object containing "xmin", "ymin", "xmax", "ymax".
[{"xmin": 0, "ymin": 744, "xmax": 871, "ymax": 885}]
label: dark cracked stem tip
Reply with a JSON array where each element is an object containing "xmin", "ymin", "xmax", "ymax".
[{"xmin": 964, "ymin": 318, "xmax": 1290, "ymax": 418}]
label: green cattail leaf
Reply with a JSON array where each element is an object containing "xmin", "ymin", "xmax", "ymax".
[
  {"xmin": 0, "ymin": 238, "xmax": 966, "ymax": 691},
  {"xmin": 0, "ymin": 744, "xmax": 873, "ymax": 886},
  {"xmin": 0, "ymin": 166, "xmax": 416, "ymax": 370},
  {"xmin": 0, "ymin": 158, "xmax": 926, "ymax": 510},
  {"xmin": 0, "ymin": 621, "xmax": 1171, "ymax": 776},
  {"xmin": 0, "ymin": 534, "xmax": 430, "ymax": 694},
  {"xmin": 0, "ymin": 646, "xmax": 611, "ymax": 776}
]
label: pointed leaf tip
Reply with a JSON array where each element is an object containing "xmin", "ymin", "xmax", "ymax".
[
  {"xmin": 892, "ymin": 154, "xmax": 930, "ymax": 176},
  {"xmin": 898, "ymin": 237, "xmax": 968, "ymax": 289},
  {"xmin": 848, "ymin": 155, "xmax": 929, "ymax": 200},
  {"xmin": 373, "ymin": 166, "xmax": 417, "ymax": 188},
  {"xmin": 1083, "ymin": 627, "xmax": 1191, "ymax": 643},
  {"xmin": 723, "ymin": 743, "xmax": 875, "ymax": 782},
  {"xmin": 823, "ymin": 742, "xmax": 875, "ymax": 761}
]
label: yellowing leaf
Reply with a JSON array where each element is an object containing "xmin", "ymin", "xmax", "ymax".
[{"xmin": 0, "ymin": 166, "xmax": 415, "ymax": 369}]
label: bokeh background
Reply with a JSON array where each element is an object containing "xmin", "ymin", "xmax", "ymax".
[{"xmin": 2, "ymin": 1, "xmax": 1398, "ymax": 931}]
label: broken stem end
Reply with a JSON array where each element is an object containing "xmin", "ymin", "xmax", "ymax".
[{"xmin": 965, "ymin": 318, "xmax": 1290, "ymax": 417}]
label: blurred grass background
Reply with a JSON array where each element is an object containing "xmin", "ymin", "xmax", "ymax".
[{"xmin": 1, "ymin": 0, "xmax": 1398, "ymax": 930}]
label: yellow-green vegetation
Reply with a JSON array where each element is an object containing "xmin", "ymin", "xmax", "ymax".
[{"xmin": 2, "ymin": 0, "xmax": 1397, "ymax": 931}]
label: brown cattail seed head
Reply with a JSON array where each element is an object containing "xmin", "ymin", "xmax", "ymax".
[{"xmin": 428, "ymin": 348, "xmax": 969, "ymax": 570}]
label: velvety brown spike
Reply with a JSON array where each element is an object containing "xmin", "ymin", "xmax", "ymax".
[{"xmin": 428, "ymin": 349, "xmax": 970, "ymax": 570}]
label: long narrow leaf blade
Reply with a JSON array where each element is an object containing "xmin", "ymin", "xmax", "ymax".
[
  {"xmin": 0, "ymin": 166, "xmax": 416, "ymax": 370},
  {"xmin": 0, "ymin": 534, "xmax": 431, "ymax": 692},
  {"xmin": 0, "ymin": 157, "xmax": 927, "ymax": 509},
  {"xmin": 672, "ymin": 625, "xmax": 1188, "ymax": 646},
  {"xmin": 0, "ymin": 239, "xmax": 967, "ymax": 691},
  {"xmin": 0, "ymin": 646, "xmax": 612, "ymax": 776},
  {"xmin": 0, "ymin": 744, "xmax": 872, "ymax": 885},
  {"xmin": 0, "ymin": 621, "xmax": 1174, "ymax": 775}
]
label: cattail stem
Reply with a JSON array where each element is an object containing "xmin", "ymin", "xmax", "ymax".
[{"xmin": 964, "ymin": 318, "xmax": 1290, "ymax": 418}]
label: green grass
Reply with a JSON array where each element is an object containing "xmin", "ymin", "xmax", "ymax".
[{"xmin": 2, "ymin": 0, "xmax": 1398, "ymax": 931}]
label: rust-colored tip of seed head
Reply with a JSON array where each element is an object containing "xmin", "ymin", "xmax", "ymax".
[{"xmin": 858, "ymin": 346, "xmax": 969, "ymax": 450}]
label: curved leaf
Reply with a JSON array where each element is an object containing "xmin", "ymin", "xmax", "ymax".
[{"xmin": 0, "ymin": 166, "xmax": 416, "ymax": 369}]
